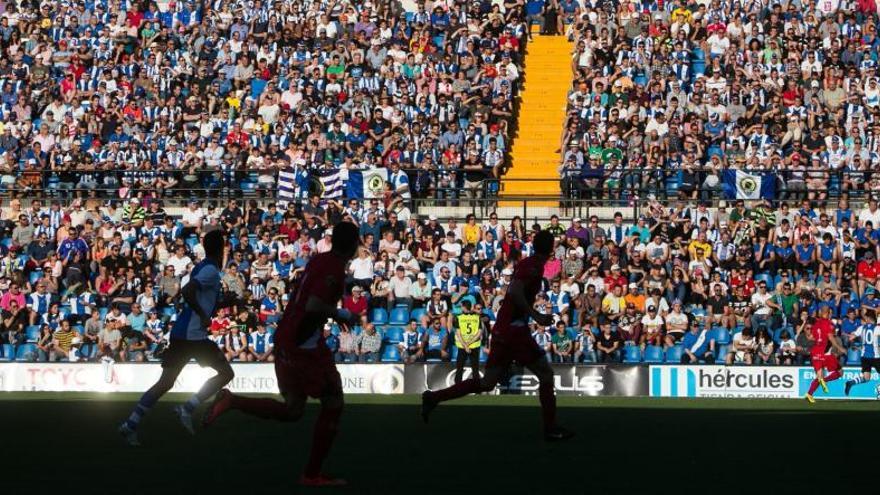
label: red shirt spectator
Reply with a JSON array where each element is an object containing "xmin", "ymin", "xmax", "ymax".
[{"xmin": 342, "ymin": 289, "xmax": 368, "ymax": 318}]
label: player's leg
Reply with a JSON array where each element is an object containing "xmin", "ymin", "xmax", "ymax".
[
  {"xmin": 208, "ymin": 386, "xmax": 306, "ymax": 425},
  {"xmin": 845, "ymin": 359, "xmax": 873, "ymax": 395},
  {"xmin": 119, "ymin": 363, "xmax": 184, "ymax": 445},
  {"xmin": 176, "ymin": 342, "xmax": 235, "ymax": 433},
  {"xmin": 303, "ymin": 393, "xmax": 344, "ymax": 479},
  {"xmin": 205, "ymin": 351, "xmax": 306, "ymax": 425},
  {"xmin": 300, "ymin": 372, "xmax": 346, "ymax": 488},
  {"xmin": 806, "ymin": 357, "xmax": 829, "ymax": 401},
  {"xmin": 822, "ymin": 356, "xmax": 842, "ymax": 383},
  {"xmin": 523, "ymin": 356, "xmax": 572, "ymax": 440}
]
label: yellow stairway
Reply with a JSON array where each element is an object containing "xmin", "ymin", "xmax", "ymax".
[{"xmin": 501, "ymin": 36, "xmax": 572, "ymax": 207}]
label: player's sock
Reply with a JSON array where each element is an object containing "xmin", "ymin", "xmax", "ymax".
[
  {"xmin": 807, "ymin": 378, "xmax": 821, "ymax": 396},
  {"xmin": 124, "ymin": 403, "xmax": 151, "ymax": 431},
  {"xmin": 124, "ymin": 390, "xmax": 159, "ymax": 430},
  {"xmin": 538, "ymin": 381, "xmax": 557, "ymax": 431},
  {"xmin": 824, "ymin": 370, "xmax": 842, "ymax": 382},
  {"xmin": 230, "ymin": 395, "xmax": 291, "ymax": 421},
  {"xmin": 182, "ymin": 395, "xmax": 201, "ymax": 414},
  {"xmin": 304, "ymin": 406, "xmax": 343, "ymax": 478},
  {"xmin": 852, "ymin": 376, "xmax": 867, "ymax": 386},
  {"xmin": 431, "ymin": 377, "xmax": 480, "ymax": 403}
]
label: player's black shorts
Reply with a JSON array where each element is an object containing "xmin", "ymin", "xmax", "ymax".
[
  {"xmin": 861, "ymin": 357, "xmax": 880, "ymax": 374},
  {"xmin": 161, "ymin": 339, "xmax": 227, "ymax": 370}
]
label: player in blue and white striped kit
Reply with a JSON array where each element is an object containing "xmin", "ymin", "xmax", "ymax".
[
  {"xmin": 845, "ymin": 312, "xmax": 880, "ymax": 397},
  {"xmin": 119, "ymin": 230, "xmax": 236, "ymax": 446}
]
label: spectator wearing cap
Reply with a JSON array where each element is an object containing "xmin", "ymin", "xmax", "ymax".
[
  {"xmin": 640, "ymin": 304, "xmax": 664, "ymax": 348},
  {"xmin": 566, "ymin": 218, "xmax": 589, "ymax": 247},
  {"xmin": 681, "ymin": 318, "xmax": 716, "ymax": 364}
]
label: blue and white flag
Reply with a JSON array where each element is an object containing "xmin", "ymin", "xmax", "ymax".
[
  {"xmin": 346, "ymin": 168, "xmax": 389, "ymax": 199},
  {"xmin": 277, "ymin": 166, "xmax": 309, "ymax": 208},
  {"xmin": 722, "ymin": 170, "xmax": 775, "ymax": 200},
  {"xmin": 314, "ymin": 167, "xmax": 344, "ymax": 201}
]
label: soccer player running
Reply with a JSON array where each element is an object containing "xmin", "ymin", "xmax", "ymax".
[
  {"xmin": 845, "ymin": 312, "xmax": 880, "ymax": 396},
  {"xmin": 202, "ymin": 222, "xmax": 360, "ymax": 487},
  {"xmin": 805, "ymin": 306, "xmax": 847, "ymax": 403},
  {"xmin": 420, "ymin": 230, "xmax": 574, "ymax": 441},
  {"xmin": 119, "ymin": 230, "xmax": 234, "ymax": 445}
]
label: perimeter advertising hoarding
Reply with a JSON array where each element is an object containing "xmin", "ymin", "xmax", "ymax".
[
  {"xmin": 403, "ymin": 364, "xmax": 648, "ymax": 396},
  {"xmin": 0, "ymin": 363, "xmax": 405, "ymax": 395},
  {"xmin": 650, "ymin": 366, "xmax": 879, "ymax": 400}
]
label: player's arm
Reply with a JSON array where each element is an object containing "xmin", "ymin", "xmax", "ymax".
[{"xmin": 508, "ymin": 278, "xmax": 553, "ymax": 326}]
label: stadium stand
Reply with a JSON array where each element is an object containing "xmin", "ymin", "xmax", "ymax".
[{"xmin": 0, "ymin": 0, "xmax": 878, "ymax": 371}]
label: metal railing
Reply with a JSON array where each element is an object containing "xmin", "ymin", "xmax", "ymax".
[{"xmin": 1, "ymin": 167, "xmax": 864, "ymax": 216}]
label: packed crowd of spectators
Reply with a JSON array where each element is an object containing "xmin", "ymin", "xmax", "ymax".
[
  {"xmin": 1, "ymin": 191, "xmax": 880, "ymax": 367},
  {"xmin": 557, "ymin": 0, "xmax": 880, "ymax": 203},
  {"xmin": 0, "ymin": 0, "xmax": 527, "ymax": 203}
]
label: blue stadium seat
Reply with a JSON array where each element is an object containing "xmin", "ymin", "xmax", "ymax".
[
  {"xmin": 711, "ymin": 328, "xmax": 731, "ymax": 345},
  {"xmin": 99, "ymin": 307, "xmax": 109, "ymax": 321},
  {"xmin": 162, "ymin": 306, "xmax": 176, "ymax": 318},
  {"xmin": 384, "ymin": 326, "xmax": 404, "ymax": 344},
  {"xmin": 691, "ymin": 47, "xmax": 705, "ymax": 62},
  {"xmin": 1, "ymin": 343, "xmax": 14, "ymax": 361},
  {"xmin": 624, "ymin": 344, "xmax": 642, "ymax": 363},
  {"xmin": 389, "ymin": 307, "xmax": 409, "ymax": 325},
  {"xmin": 480, "ymin": 348, "xmax": 489, "ymax": 363},
  {"xmin": 570, "ymin": 309, "xmax": 579, "ymax": 325},
  {"xmin": 716, "ymin": 345, "xmax": 730, "ymax": 362},
  {"xmin": 410, "ymin": 308, "xmax": 426, "ymax": 323},
  {"xmin": 73, "ymin": 325, "xmax": 85, "ymax": 335},
  {"xmin": 666, "ymin": 345, "xmax": 684, "ymax": 363},
  {"xmin": 381, "ymin": 346, "xmax": 400, "ymax": 362},
  {"xmin": 847, "ymin": 348, "xmax": 861, "ymax": 365},
  {"xmin": 25, "ymin": 325, "xmax": 41, "ymax": 343},
  {"xmin": 29, "ymin": 270, "xmax": 42, "ymax": 285},
  {"xmin": 566, "ymin": 327, "xmax": 578, "ymax": 341},
  {"xmin": 644, "ymin": 345, "xmax": 665, "ymax": 363},
  {"xmin": 0, "ymin": 237, "xmax": 11, "ymax": 249},
  {"xmin": 16, "ymin": 343, "xmax": 36, "ymax": 361},
  {"xmin": 370, "ymin": 308, "xmax": 388, "ymax": 324}
]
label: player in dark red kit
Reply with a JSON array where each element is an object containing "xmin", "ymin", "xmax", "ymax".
[
  {"xmin": 203, "ymin": 222, "xmax": 360, "ymax": 487},
  {"xmin": 805, "ymin": 306, "xmax": 847, "ymax": 403},
  {"xmin": 421, "ymin": 230, "xmax": 574, "ymax": 441}
]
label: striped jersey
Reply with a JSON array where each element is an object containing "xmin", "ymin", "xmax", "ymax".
[
  {"xmin": 854, "ymin": 324, "xmax": 880, "ymax": 359},
  {"xmin": 170, "ymin": 260, "xmax": 222, "ymax": 341}
]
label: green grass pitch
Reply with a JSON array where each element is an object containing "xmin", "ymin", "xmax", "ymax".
[{"xmin": 2, "ymin": 393, "xmax": 875, "ymax": 494}]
